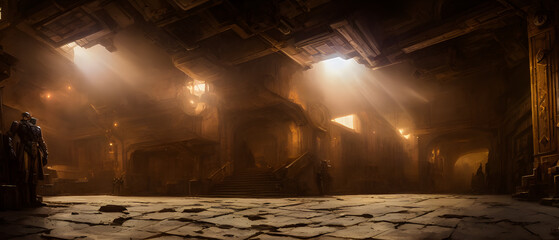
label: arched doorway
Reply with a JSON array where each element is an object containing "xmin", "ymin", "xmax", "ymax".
[
  {"xmin": 452, "ymin": 149, "xmax": 489, "ymax": 192},
  {"xmin": 246, "ymin": 132, "xmax": 278, "ymax": 169},
  {"xmin": 421, "ymin": 129, "xmax": 494, "ymax": 192},
  {"xmin": 233, "ymin": 120, "xmax": 290, "ymax": 172}
]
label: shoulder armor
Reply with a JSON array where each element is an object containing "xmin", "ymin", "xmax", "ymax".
[{"xmin": 8, "ymin": 121, "xmax": 19, "ymax": 135}]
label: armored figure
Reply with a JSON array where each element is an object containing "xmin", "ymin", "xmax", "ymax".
[
  {"xmin": 8, "ymin": 112, "xmax": 48, "ymax": 207},
  {"xmin": 29, "ymin": 118, "xmax": 48, "ymax": 168}
]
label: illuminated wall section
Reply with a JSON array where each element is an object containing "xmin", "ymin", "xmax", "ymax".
[{"xmin": 332, "ymin": 114, "xmax": 357, "ymax": 130}]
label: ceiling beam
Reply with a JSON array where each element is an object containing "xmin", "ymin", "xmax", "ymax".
[{"xmin": 399, "ymin": 4, "xmax": 516, "ymax": 54}]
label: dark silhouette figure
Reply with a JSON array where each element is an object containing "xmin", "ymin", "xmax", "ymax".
[
  {"xmin": 9, "ymin": 113, "xmax": 48, "ymax": 207},
  {"xmin": 113, "ymin": 174, "xmax": 124, "ymax": 195},
  {"xmin": 471, "ymin": 163, "xmax": 486, "ymax": 194}
]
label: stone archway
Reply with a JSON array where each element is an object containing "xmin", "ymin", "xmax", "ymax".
[
  {"xmin": 232, "ymin": 116, "xmax": 294, "ymax": 172},
  {"xmin": 452, "ymin": 149, "xmax": 489, "ymax": 192},
  {"xmin": 420, "ymin": 129, "xmax": 494, "ymax": 192}
]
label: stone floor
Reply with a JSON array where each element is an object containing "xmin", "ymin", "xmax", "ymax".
[{"xmin": 1, "ymin": 194, "xmax": 559, "ymax": 240}]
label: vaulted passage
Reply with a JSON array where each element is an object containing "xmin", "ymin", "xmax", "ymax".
[{"xmin": 1, "ymin": 0, "xmax": 559, "ymax": 238}]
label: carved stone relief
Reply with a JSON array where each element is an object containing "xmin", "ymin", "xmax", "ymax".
[{"xmin": 530, "ymin": 29, "xmax": 556, "ymax": 155}]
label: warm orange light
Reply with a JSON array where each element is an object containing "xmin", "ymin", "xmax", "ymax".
[
  {"xmin": 65, "ymin": 42, "xmax": 77, "ymax": 49},
  {"xmin": 187, "ymin": 80, "xmax": 207, "ymax": 97},
  {"xmin": 46, "ymin": 93, "xmax": 51, "ymax": 99},
  {"xmin": 332, "ymin": 114, "xmax": 356, "ymax": 130},
  {"xmin": 109, "ymin": 143, "xmax": 113, "ymax": 146},
  {"xmin": 113, "ymin": 122, "xmax": 118, "ymax": 127},
  {"xmin": 67, "ymin": 85, "xmax": 72, "ymax": 90},
  {"xmin": 398, "ymin": 128, "xmax": 412, "ymax": 139},
  {"xmin": 189, "ymin": 100, "xmax": 195, "ymax": 104},
  {"xmin": 321, "ymin": 57, "xmax": 356, "ymax": 72}
]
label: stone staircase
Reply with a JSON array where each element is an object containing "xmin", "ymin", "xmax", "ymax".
[{"xmin": 208, "ymin": 168, "xmax": 283, "ymax": 197}]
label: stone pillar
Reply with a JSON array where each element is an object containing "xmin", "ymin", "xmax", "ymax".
[
  {"xmin": 527, "ymin": 1, "xmax": 559, "ymax": 197},
  {"xmin": 0, "ymin": 87, "xmax": 4, "ymax": 132}
]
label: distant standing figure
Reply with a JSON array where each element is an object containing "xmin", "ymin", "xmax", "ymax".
[
  {"xmin": 113, "ymin": 174, "xmax": 124, "ymax": 195},
  {"xmin": 9, "ymin": 112, "xmax": 48, "ymax": 207},
  {"xmin": 471, "ymin": 163, "xmax": 486, "ymax": 194}
]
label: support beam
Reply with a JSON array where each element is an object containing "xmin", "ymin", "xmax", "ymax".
[
  {"xmin": 400, "ymin": 4, "xmax": 516, "ymax": 53},
  {"xmin": 0, "ymin": 88, "xmax": 3, "ymax": 132}
]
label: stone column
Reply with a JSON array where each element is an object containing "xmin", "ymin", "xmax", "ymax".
[
  {"xmin": 527, "ymin": 1, "xmax": 559, "ymax": 197},
  {"xmin": 0, "ymin": 87, "xmax": 4, "ymax": 132}
]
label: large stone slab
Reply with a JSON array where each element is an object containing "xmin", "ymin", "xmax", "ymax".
[
  {"xmin": 326, "ymin": 221, "xmax": 395, "ymax": 239},
  {"xmin": 276, "ymin": 225, "xmax": 338, "ymax": 238},
  {"xmin": 451, "ymin": 221, "xmax": 537, "ymax": 240},
  {"xmin": 375, "ymin": 224, "xmax": 454, "ymax": 240}
]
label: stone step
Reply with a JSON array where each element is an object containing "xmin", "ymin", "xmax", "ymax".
[
  {"xmin": 217, "ymin": 181, "xmax": 280, "ymax": 185},
  {"xmin": 211, "ymin": 191, "xmax": 280, "ymax": 195},
  {"xmin": 212, "ymin": 185, "xmax": 281, "ymax": 190},
  {"xmin": 222, "ymin": 179, "xmax": 278, "ymax": 182},
  {"xmin": 213, "ymin": 184, "xmax": 280, "ymax": 188},
  {"xmin": 208, "ymin": 169, "xmax": 283, "ymax": 197},
  {"xmin": 209, "ymin": 191, "xmax": 283, "ymax": 195}
]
